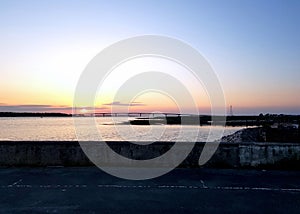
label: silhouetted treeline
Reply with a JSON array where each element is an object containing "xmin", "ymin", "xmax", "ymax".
[
  {"xmin": 202, "ymin": 114, "xmax": 300, "ymax": 126},
  {"xmin": 0, "ymin": 112, "xmax": 72, "ymax": 117},
  {"xmin": 1, "ymin": 112, "xmax": 299, "ymax": 126},
  {"xmin": 129, "ymin": 114, "xmax": 300, "ymax": 126}
]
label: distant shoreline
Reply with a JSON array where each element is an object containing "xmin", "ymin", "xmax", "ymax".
[
  {"xmin": 0, "ymin": 112, "xmax": 72, "ymax": 117},
  {"xmin": 1, "ymin": 112, "xmax": 299, "ymax": 127}
]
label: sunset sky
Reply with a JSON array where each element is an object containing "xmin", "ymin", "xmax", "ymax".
[{"xmin": 0, "ymin": 0, "xmax": 299, "ymax": 115}]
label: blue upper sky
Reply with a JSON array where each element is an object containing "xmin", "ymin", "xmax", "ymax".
[{"xmin": 0, "ymin": 0, "xmax": 299, "ymax": 114}]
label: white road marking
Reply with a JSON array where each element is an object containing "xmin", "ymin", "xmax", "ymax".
[
  {"xmin": 200, "ymin": 180, "xmax": 208, "ymax": 188},
  {"xmin": 10, "ymin": 179, "xmax": 23, "ymax": 186},
  {"xmin": 1, "ymin": 183, "xmax": 300, "ymax": 192}
]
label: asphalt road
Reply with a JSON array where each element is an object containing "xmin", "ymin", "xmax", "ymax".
[{"xmin": 0, "ymin": 167, "xmax": 299, "ymax": 213}]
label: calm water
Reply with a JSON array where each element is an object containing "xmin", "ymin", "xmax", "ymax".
[{"xmin": 0, "ymin": 117, "xmax": 244, "ymax": 142}]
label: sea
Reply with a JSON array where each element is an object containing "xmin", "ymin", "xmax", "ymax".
[{"xmin": 0, "ymin": 117, "xmax": 244, "ymax": 142}]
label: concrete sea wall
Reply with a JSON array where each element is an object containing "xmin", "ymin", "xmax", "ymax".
[{"xmin": 0, "ymin": 141, "xmax": 299, "ymax": 169}]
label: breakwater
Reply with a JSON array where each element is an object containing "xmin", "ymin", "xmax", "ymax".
[{"xmin": 0, "ymin": 141, "xmax": 299, "ymax": 169}]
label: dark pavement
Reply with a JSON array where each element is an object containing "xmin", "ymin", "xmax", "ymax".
[{"xmin": 0, "ymin": 167, "xmax": 299, "ymax": 213}]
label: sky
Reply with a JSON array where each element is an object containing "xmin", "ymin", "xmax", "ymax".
[{"xmin": 0, "ymin": 0, "xmax": 299, "ymax": 115}]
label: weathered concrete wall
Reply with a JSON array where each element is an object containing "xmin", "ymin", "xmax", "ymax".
[
  {"xmin": 0, "ymin": 141, "xmax": 90, "ymax": 166},
  {"xmin": 0, "ymin": 141, "xmax": 299, "ymax": 169}
]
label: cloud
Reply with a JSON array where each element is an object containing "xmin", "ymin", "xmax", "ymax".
[
  {"xmin": 103, "ymin": 101, "xmax": 146, "ymax": 107},
  {"xmin": 8, "ymin": 104, "xmax": 54, "ymax": 108},
  {"xmin": 0, "ymin": 104, "xmax": 108, "ymax": 113}
]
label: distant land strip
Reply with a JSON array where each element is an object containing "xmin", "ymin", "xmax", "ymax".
[
  {"xmin": 0, "ymin": 112, "xmax": 72, "ymax": 117},
  {"xmin": 0, "ymin": 112, "xmax": 299, "ymax": 127}
]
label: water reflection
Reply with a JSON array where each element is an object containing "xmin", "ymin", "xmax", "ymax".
[{"xmin": 0, "ymin": 117, "xmax": 243, "ymax": 141}]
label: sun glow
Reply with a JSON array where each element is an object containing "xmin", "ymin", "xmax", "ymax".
[{"xmin": 80, "ymin": 108, "xmax": 88, "ymax": 114}]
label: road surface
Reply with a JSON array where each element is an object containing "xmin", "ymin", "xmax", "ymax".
[{"xmin": 0, "ymin": 167, "xmax": 299, "ymax": 213}]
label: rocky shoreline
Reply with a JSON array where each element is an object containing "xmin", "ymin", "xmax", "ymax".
[
  {"xmin": 220, "ymin": 127, "xmax": 264, "ymax": 142},
  {"xmin": 221, "ymin": 127, "xmax": 300, "ymax": 143}
]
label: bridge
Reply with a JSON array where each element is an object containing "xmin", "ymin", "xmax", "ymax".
[{"xmin": 85, "ymin": 112, "xmax": 190, "ymax": 117}]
